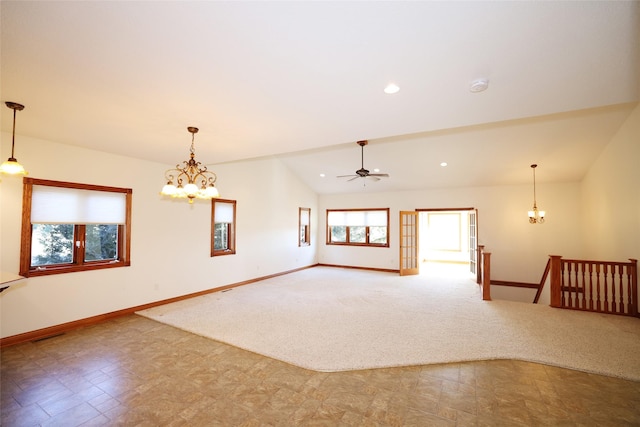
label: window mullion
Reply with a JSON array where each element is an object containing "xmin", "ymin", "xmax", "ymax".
[{"xmin": 76, "ymin": 224, "xmax": 86, "ymax": 265}]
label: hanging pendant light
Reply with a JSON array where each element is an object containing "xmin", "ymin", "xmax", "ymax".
[
  {"xmin": 1, "ymin": 102, "xmax": 28, "ymax": 176},
  {"xmin": 160, "ymin": 126, "xmax": 220, "ymax": 204},
  {"xmin": 528, "ymin": 164, "xmax": 545, "ymax": 224}
]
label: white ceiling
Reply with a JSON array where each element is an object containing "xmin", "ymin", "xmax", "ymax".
[{"xmin": 1, "ymin": 1, "xmax": 638, "ymax": 194}]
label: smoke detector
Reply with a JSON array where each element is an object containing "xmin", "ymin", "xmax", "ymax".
[{"xmin": 470, "ymin": 78, "xmax": 489, "ymax": 93}]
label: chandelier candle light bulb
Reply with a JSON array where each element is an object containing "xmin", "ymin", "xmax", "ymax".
[{"xmin": 160, "ymin": 126, "xmax": 220, "ymax": 204}]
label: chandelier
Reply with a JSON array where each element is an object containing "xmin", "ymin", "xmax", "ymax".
[
  {"xmin": 0, "ymin": 102, "xmax": 28, "ymax": 176},
  {"xmin": 160, "ymin": 126, "xmax": 220, "ymax": 203},
  {"xmin": 528, "ymin": 164, "xmax": 545, "ymax": 224}
]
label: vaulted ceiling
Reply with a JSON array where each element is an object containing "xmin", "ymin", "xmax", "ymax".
[{"xmin": 1, "ymin": 1, "xmax": 638, "ymax": 194}]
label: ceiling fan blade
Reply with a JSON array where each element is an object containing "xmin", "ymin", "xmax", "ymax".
[
  {"xmin": 347, "ymin": 176, "xmax": 360, "ymax": 182},
  {"xmin": 366, "ymin": 176, "xmax": 381, "ymax": 181},
  {"xmin": 368, "ymin": 173, "xmax": 389, "ymax": 178},
  {"xmin": 337, "ymin": 174, "xmax": 358, "ymax": 178}
]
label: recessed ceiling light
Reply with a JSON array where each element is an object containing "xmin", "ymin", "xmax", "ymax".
[
  {"xmin": 373, "ymin": 168, "xmax": 380, "ymax": 173},
  {"xmin": 469, "ymin": 79, "xmax": 489, "ymax": 93},
  {"xmin": 440, "ymin": 162, "xmax": 448, "ymax": 167},
  {"xmin": 319, "ymin": 173, "xmax": 326, "ymax": 178},
  {"xmin": 384, "ymin": 83, "xmax": 400, "ymax": 94}
]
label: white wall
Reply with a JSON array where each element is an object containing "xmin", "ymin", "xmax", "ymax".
[
  {"xmin": 581, "ymin": 103, "xmax": 640, "ymax": 263},
  {"xmin": 0, "ymin": 133, "xmax": 317, "ymax": 338},
  {"xmin": 318, "ymin": 182, "xmax": 583, "ymax": 283},
  {"xmin": 3, "ymin": 103, "xmax": 636, "ymax": 339}
]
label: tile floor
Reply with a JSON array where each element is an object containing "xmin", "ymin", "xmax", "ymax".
[{"xmin": 1, "ymin": 314, "xmax": 639, "ymax": 426}]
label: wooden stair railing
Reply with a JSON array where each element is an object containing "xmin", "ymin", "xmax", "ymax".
[
  {"xmin": 533, "ymin": 258, "xmax": 552, "ymax": 304},
  {"xmin": 550, "ymin": 256, "xmax": 638, "ymax": 317}
]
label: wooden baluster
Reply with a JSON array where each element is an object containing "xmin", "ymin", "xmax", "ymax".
[
  {"xmin": 618, "ymin": 264, "xmax": 624, "ymax": 314},
  {"xmin": 580, "ymin": 261, "xmax": 587, "ymax": 310},
  {"xmin": 624, "ymin": 264, "xmax": 630, "ymax": 315},
  {"xmin": 550, "ymin": 255, "xmax": 562, "ymax": 308},
  {"xmin": 564, "ymin": 261, "xmax": 570, "ymax": 308},
  {"xmin": 588, "ymin": 262, "xmax": 594, "ymax": 311},
  {"xmin": 604, "ymin": 263, "xmax": 610, "ymax": 313},
  {"xmin": 595, "ymin": 263, "xmax": 602, "ymax": 312},
  {"xmin": 569, "ymin": 261, "xmax": 576, "ymax": 309},
  {"xmin": 625, "ymin": 262, "xmax": 631, "ymax": 314},
  {"xmin": 611, "ymin": 264, "xmax": 618, "ymax": 314}
]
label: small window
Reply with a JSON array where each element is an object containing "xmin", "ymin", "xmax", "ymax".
[
  {"xmin": 299, "ymin": 207, "xmax": 311, "ymax": 246},
  {"xmin": 20, "ymin": 178, "xmax": 132, "ymax": 277},
  {"xmin": 326, "ymin": 208, "xmax": 389, "ymax": 247},
  {"xmin": 211, "ymin": 199, "xmax": 236, "ymax": 256}
]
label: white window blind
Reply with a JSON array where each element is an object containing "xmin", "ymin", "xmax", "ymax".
[
  {"xmin": 327, "ymin": 210, "xmax": 387, "ymax": 226},
  {"xmin": 31, "ymin": 185, "xmax": 127, "ymax": 224},
  {"xmin": 215, "ymin": 202, "xmax": 234, "ymax": 223}
]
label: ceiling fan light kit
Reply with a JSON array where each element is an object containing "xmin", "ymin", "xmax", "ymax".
[{"xmin": 337, "ymin": 140, "xmax": 389, "ymax": 182}]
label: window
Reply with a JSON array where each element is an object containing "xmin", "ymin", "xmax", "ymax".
[
  {"xmin": 326, "ymin": 208, "xmax": 389, "ymax": 247},
  {"xmin": 20, "ymin": 178, "xmax": 132, "ymax": 277},
  {"xmin": 211, "ymin": 199, "xmax": 236, "ymax": 256},
  {"xmin": 299, "ymin": 207, "xmax": 311, "ymax": 246}
]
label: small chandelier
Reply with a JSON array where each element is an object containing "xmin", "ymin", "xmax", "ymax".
[
  {"xmin": 528, "ymin": 164, "xmax": 545, "ymax": 224},
  {"xmin": 0, "ymin": 102, "xmax": 28, "ymax": 176},
  {"xmin": 160, "ymin": 126, "xmax": 220, "ymax": 204}
]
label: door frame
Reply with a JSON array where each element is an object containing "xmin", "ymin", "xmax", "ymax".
[{"xmin": 414, "ymin": 207, "xmax": 478, "ymax": 275}]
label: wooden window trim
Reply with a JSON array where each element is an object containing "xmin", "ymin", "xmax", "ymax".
[
  {"xmin": 325, "ymin": 208, "xmax": 390, "ymax": 248},
  {"xmin": 19, "ymin": 178, "xmax": 132, "ymax": 277},
  {"xmin": 211, "ymin": 198, "xmax": 236, "ymax": 257}
]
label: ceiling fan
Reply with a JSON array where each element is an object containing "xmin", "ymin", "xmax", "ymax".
[{"xmin": 337, "ymin": 140, "xmax": 389, "ymax": 182}]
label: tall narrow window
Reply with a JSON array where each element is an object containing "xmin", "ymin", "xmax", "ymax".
[
  {"xmin": 20, "ymin": 178, "xmax": 132, "ymax": 277},
  {"xmin": 299, "ymin": 207, "xmax": 311, "ymax": 246},
  {"xmin": 326, "ymin": 208, "xmax": 389, "ymax": 247},
  {"xmin": 211, "ymin": 199, "xmax": 236, "ymax": 256}
]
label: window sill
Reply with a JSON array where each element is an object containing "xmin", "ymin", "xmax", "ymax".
[{"xmin": 22, "ymin": 261, "xmax": 130, "ymax": 277}]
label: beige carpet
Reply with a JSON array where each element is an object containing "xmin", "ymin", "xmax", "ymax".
[{"xmin": 137, "ymin": 266, "xmax": 640, "ymax": 380}]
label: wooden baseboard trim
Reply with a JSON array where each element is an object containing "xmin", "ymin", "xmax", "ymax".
[
  {"xmin": 0, "ymin": 264, "xmax": 319, "ymax": 348},
  {"xmin": 490, "ymin": 280, "xmax": 539, "ymax": 289},
  {"xmin": 317, "ymin": 263, "xmax": 400, "ymax": 274}
]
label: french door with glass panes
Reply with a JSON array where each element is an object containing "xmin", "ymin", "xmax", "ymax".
[{"xmin": 399, "ymin": 211, "xmax": 419, "ymax": 276}]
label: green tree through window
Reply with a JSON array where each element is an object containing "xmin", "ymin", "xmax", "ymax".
[
  {"xmin": 32, "ymin": 224, "xmax": 74, "ymax": 266},
  {"xmin": 85, "ymin": 225, "xmax": 118, "ymax": 261}
]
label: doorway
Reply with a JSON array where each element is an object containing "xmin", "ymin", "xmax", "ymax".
[{"xmin": 417, "ymin": 209, "xmax": 477, "ymax": 278}]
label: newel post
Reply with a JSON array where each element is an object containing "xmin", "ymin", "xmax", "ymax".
[
  {"xmin": 549, "ymin": 255, "xmax": 563, "ymax": 308},
  {"xmin": 477, "ymin": 245, "xmax": 485, "ymax": 285},
  {"xmin": 482, "ymin": 251, "xmax": 491, "ymax": 301}
]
